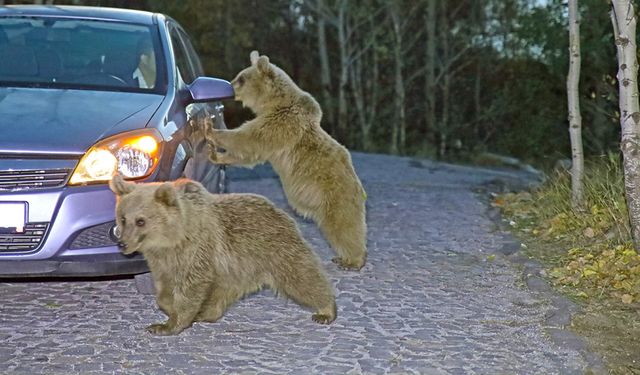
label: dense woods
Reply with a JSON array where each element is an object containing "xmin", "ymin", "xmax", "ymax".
[{"xmin": 3, "ymin": 0, "xmax": 623, "ymax": 167}]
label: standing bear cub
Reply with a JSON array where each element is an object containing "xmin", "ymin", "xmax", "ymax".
[
  {"xmin": 109, "ymin": 175, "xmax": 336, "ymax": 336},
  {"xmin": 204, "ymin": 50, "xmax": 367, "ymax": 270}
]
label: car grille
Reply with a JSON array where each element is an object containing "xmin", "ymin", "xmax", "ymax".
[
  {"xmin": 0, "ymin": 223, "xmax": 48, "ymax": 253},
  {"xmin": 69, "ymin": 222, "xmax": 118, "ymax": 250},
  {"xmin": 0, "ymin": 169, "xmax": 71, "ymax": 191}
]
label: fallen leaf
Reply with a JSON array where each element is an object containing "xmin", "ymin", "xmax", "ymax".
[
  {"xmin": 582, "ymin": 269, "xmax": 597, "ymax": 277},
  {"xmin": 621, "ymin": 294, "xmax": 633, "ymax": 304},
  {"xmin": 583, "ymin": 227, "xmax": 595, "ymax": 238}
]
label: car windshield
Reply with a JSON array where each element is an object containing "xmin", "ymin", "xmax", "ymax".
[{"xmin": 0, "ymin": 16, "xmax": 165, "ymax": 93}]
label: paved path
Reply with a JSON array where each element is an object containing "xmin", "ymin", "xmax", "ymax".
[{"xmin": 0, "ymin": 153, "xmax": 603, "ymax": 374}]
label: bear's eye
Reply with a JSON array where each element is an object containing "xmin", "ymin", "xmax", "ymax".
[
  {"xmin": 135, "ymin": 218, "xmax": 146, "ymax": 227},
  {"xmin": 121, "ymin": 216, "xmax": 126, "ymax": 225},
  {"xmin": 237, "ymin": 75, "xmax": 245, "ymax": 86}
]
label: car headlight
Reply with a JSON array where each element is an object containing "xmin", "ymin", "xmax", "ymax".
[{"xmin": 69, "ymin": 129, "xmax": 163, "ymax": 185}]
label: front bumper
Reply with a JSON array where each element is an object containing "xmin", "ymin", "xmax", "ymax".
[
  {"xmin": 0, "ymin": 252, "xmax": 148, "ymax": 277},
  {"xmin": 0, "ymin": 184, "xmax": 148, "ymax": 277}
]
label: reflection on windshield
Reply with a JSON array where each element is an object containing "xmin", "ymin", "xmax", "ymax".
[{"xmin": 0, "ymin": 17, "xmax": 164, "ymax": 93}]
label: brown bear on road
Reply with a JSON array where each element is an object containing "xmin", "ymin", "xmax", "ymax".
[
  {"xmin": 204, "ymin": 51, "xmax": 367, "ymax": 270},
  {"xmin": 109, "ymin": 175, "xmax": 336, "ymax": 336}
]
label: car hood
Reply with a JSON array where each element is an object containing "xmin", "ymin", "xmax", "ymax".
[{"xmin": 0, "ymin": 87, "xmax": 164, "ymax": 155}]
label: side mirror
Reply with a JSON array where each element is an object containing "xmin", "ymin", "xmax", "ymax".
[{"xmin": 187, "ymin": 77, "xmax": 234, "ymax": 103}]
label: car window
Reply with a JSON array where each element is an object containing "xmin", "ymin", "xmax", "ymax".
[
  {"xmin": 178, "ymin": 29, "xmax": 204, "ymax": 77},
  {"xmin": 0, "ymin": 17, "xmax": 166, "ymax": 93},
  {"xmin": 169, "ymin": 25, "xmax": 196, "ymax": 84}
]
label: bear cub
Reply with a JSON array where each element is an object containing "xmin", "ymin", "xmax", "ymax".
[
  {"xmin": 203, "ymin": 50, "xmax": 367, "ymax": 270},
  {"xmin": 109, "ymin": 175, "xmax": 336, "ymax": 336}
]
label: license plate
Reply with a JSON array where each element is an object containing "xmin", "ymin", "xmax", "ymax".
[{"xmin": 0, "ymin": 202, "xmax": 26, "ymax": 232}]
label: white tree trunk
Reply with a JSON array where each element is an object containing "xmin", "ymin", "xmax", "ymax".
[
  {"xmin": 425, "ymin": 0, "xmax": 437, "ymax": 151},
  {"xmin": 349, "ymin": 16, "xmax": 379, "ymax": 152},
  {"xmin": 390, "ymin": 2, "xmax": 406, "ymax": 155},
  {"xmin": 316, "ymin": 0, "xmax": 335, "ymax": 129},
  {"xmin": 567, "ymin": 0, "xmax": 585, "ymax": 209},
  {"xmin": 336, "ymin": 0, "xmax": 349, "ymax": 143},
  {"xmin": 611, "ymin": 0, "xmax": 640, "ymax": 249},
  {"xmin": 439, "ymin": 0, "xmax": 450, "ymax": 158},
  {"xmin": 367, "ymin": 30, "xmax": 379, "ymax": 152}
]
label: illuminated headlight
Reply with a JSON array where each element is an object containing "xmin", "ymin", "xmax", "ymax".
[
  {"xmin": 117, "ymin": 147, "xmax": 151, "ymax": 178},
  {"xmin": 69, "ymin": 130, "xmax": 163, "ymax": 185}
]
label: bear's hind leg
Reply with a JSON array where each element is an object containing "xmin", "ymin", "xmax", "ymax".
[
  {"xmin": 275, "ymin": 267, "xmax": 336, "ymax": 325},
  {"xmin": 320, "ymin": 206, "xmax": 367, "ymax": 271}
]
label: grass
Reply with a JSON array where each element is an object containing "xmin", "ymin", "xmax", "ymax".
[
  {"xmin": 498, "ymin": 153, "xmax": 640, "ymax": 303},
  {"xmin": 497, "ymin": 153, "xmax": 640, "ymax": 374}
]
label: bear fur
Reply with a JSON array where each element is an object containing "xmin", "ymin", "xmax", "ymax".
[
  {"xmin": 203, "ymin": 51, "xmax": 367, "ymax": 270},
  {"xmin": 109, "ymin": 175, "xmax": 336, "ymax": 336}
]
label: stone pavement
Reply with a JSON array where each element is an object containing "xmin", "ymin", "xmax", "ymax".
[{"xmin": 0, "ymin": 153, "xmax": 604, "ymax": 374}]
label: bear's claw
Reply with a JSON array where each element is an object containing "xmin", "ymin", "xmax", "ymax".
[
  {"xmin": 331, "ymin": 257, "xmax": 364, "ymax": 271},
  {"xmin": 146, "ymin": 323, "xmax": 178, "ymax": 336},
  {"xmin": 312, "ymin": 313, "xmax": 335, "ymax": 324}
]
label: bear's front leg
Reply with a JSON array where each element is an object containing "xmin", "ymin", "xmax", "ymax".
[
  {"xmin": 146, "ymin": 316, "xmax": 178, "ymax": 336},
  {"xmin": 208, "ymin": 128, "xmax": 263, "ymax": 157},
  {"xmin": 146, "ymin": 306, "xmax": 199, "ymax": 336},
  {"xmin": 195, "ymin": 286, "xmax": 243, "ymax": 323},
  {"xmin": 206, "ymin": 142, "xmax": 262, "ymax": 167},
  {"xmin": 154, "ymin": 278, "xmax": 174, "ymax": 317},
  {"xmin": 206, "ymin": 144, "xmax": 242, "ymax": 165},
  {"xmin": 146, "ymin": 284, "xmax": 209, "ymax": 336}
]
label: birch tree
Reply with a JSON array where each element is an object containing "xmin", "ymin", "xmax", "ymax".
[
  {"xmin": 389, "ymin": 1, "xmax": 406, "ymax": 155},
  {"xmin": 316, "ymin": 0, "xmax": 335, "ymax": 130},
  {"xmin": 349, "ymin": 13, "xmax": 380, "ymax": 151},
  {"xmin": 567, "ymin": 0, "xmax": 584, "ymax": 209},
  {"xmin": 335, "ymin": 0, "xmax": 350, "ymax": 142},
  {"xmin": 424, "ymin": 0, "xmax": 437, "ymax": 152},
  {"xmin": 307, "ymin": 0, "xmax": 384, "ymax": 146},
  {"xmin": 433, "ymin": 1, "xmax": 470, "ymax": 158},
  {"xmin": 386, "ymin": 1, "xmax": 424, "ymax": 154},
  {"xmin": 611, "ymin": 0, "xmax": 640, "ymax": 249},
  {"xmin": 305, "ymin": 0, "xmax": 356, "ymax": 143},
  {"xmin": 439, "ymin": 0, "xmax": 450, "ymax": 157}
]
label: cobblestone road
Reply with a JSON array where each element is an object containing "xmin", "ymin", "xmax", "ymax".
[{"xmin": 0, "ymin": 153, "xmax": 604, "ymax": 374}]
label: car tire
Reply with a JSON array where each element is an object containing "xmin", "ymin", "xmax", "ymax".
[{"xmin": 134, "ymin": 272, "xmax": 155, "ymax": 295}]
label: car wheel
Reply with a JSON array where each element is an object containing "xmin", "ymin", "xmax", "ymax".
[{"xmin": 134, "ymin": 272, "xmax": 155, "ymax": 295}]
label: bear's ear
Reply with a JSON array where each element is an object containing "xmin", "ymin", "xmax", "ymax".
[
  {"xmin": 250, "ymin": 50, "xmax": 260, "ymax": 66},
  {"xmin": 154, "ymin": 183, "xmax": 178, "ymax": 207},
  {"xmin": 256, "ymin": 55, "xmax": 271, "ymax": 75},
  {"xmin": 176, "ymin": 179, "xmax": 204, "ymax": 194},
  {"xmin": 109, "ymin": 174, "xmax": 135, "ymax": 196}
]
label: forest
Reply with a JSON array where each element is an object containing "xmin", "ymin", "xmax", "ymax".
[{"xmin": 2, "ymin": 0, "xmax": 621, "ymax": 167}]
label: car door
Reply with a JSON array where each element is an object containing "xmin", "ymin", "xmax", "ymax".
[{"xmin": 168, "ymin": 22, "xmax": 226, "ymax": 192}]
